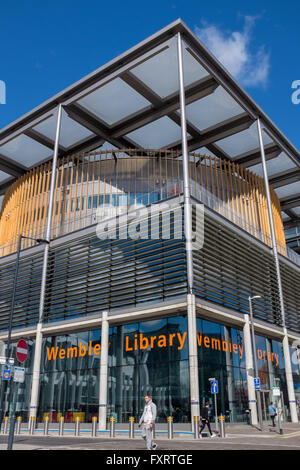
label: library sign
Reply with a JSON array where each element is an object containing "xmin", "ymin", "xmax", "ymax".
[{"xmin": 46, "ymin": 331, "xmax": 279, "ymax": 367}]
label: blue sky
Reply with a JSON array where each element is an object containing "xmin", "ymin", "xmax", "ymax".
[{"xmin": 0, "ymin": 0, "xmax": 300, "ymax": 150}]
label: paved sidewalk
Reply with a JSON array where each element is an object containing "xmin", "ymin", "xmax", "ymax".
[{"xmin": 0, "ymin": 421, "xmax": 299, "ymax": 450}]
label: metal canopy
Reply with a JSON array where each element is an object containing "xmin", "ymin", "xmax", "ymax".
[{"xmin": 0, "ymin": 18, "xmax": 299, "ymax": 229}]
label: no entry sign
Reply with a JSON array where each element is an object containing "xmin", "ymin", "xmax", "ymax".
[{"xmin": 16, "ymin": 339, "xmax": 28, "ymax": 363}]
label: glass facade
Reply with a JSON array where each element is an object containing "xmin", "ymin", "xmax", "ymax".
[{"xmin": 1, "ymin": 314, "xmax": 299, "ymax": 424}]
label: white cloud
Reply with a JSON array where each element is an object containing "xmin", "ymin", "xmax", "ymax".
[{"xmin": 195, "ymin": 16, "xmax": 270, "ymax": 88}]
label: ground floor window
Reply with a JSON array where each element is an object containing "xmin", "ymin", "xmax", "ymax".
[{"xmin": 1, "ymin": 314, "xmax": 298, "ymax": 423}]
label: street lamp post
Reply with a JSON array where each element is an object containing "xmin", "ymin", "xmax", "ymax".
[
  {"xmin": 0, "ymin": 235, "xmax": 48, "ymax": 450},
  {"xmin": 248, "ymin": 295, "xmax": 264, "ymax": 431}
]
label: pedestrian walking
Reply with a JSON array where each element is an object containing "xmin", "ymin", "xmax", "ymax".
[
  {"xmin": 199, "ymin": 402, "xmax": 217, "ymax": 438},
  {"xmin": 268, "ymin": 402, "xmax": 277, "ymax": 427},
  {"xmin": 138, "ymin": 394, "xmax": 157, "ymax": 450}
]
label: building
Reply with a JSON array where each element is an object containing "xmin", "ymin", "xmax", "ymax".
[{"xmin": 0, "ymin": 19, "xmax": 300, "ymax": 428}]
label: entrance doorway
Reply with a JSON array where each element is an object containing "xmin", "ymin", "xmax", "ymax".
[
  {"xmin": 260, "ymin": 390, "xmax": 271, "ymax": 421},
  {"xmin": 260, "ymin": 390, "xmax": 286, "ymax": 423}
]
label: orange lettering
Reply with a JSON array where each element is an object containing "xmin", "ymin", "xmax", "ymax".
[
  {"xmin": 157, "ymin": 335, "xmax": 167, "ymax": 348},
  {"xmin": 197, "ymin": 331, "xmax": 202, "ymax": 346},
  {"xmin": 211, "ymin": 338, "xmax": 221, "ymax": 350},
  {"xmin": 67, "ymin": 347, "xmax": 78, "ymax": 358},
  {"xmin": 125, "ymin": 336, "xmax": 133, "ymax": 351},
  {"xmin": 222, "ymin": 339, "xmax": 228, "ymax": 352},
  {"xmin": 177, "ymin": 332, "xmax": 186, "ymax": 350},
  {"xmin": 257, "ymin": 349, "xmax": 262, "ymax": 359},
  {"xmin": 47, "ymin": 347, "xmax": 59, "ymax": 360},
  {"xmin": 169, "ymin": 333, "xmax": 176, "ymax": 346},
  {"xmin": 140, "ymin": 334, "xmax": 149, "ymax": 350},
  {"xmin": 79, "ymin": 342, "xmax": 86, "ymax": 357},
  {"xmin": 59, "ymin": 348, "xmax": 65, "ymax": 359},
  {"xmin": 134, "ymin": 334, "xmax": 138, "ymax": 350}
]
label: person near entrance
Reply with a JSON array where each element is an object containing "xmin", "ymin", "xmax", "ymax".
[
  {"xmin": 268, "ymin": 402, "xmax": 277, "ymax": 427},
  {"xmin": 199, "ymin": 402, "xmax": 217, "ymax": 438},
  {"xmin": 138, "ymin": 394, "xmax": 157, "ymax": 450}
]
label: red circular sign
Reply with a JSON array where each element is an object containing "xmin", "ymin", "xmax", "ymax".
[{"xmin": 16, "ymin": 339, "xmax": 28, "ymax": 363}]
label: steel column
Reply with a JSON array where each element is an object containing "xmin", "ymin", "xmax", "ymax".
[
  {"xmin": 29, "ymin": 104, "xmax": 63, "ymax": 420},
  {"xmin": 177, "ymin": 32, "xmax": 200, "ymax": 425},
  {"xmin": 98, "ymin": 311, "xmax": 109, "ymax": 430},
  {"xmin": 243, "ymin": 314, "xmax": 258, "ymax": 425},
  {"xmin": 257, "ymin": 119, "xmax": 298, "ymax": 423}
]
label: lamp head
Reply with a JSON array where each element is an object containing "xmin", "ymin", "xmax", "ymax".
[{"xmin": 249, "ymin": 295, "xmax": 261, "ymax": 301}]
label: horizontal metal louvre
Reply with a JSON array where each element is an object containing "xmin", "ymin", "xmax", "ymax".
[
  {"xmin": 0, "ymin": 252, "xmax": 43, "ymax": 330},
  {"xmin": 44, "ymin": 229, "xmax": 187, "ymax": 322},
  {"xmin": 193, "ymin": 211, "xmax": 284, "ymax": 327},
  {"xmin": 0, "ymin": 202, "xmax": 299, "ymax": 334},
  {"xmin": 279, "ymin": 261, "xmax": 300, "ymax": 332}
]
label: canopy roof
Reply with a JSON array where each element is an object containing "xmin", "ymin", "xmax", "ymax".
[{"xmin": 0, "ymin": 18, "xmax": 299, "ymax": 229}]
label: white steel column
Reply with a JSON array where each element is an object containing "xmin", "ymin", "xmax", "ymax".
[
  {"xmin": 282, "ymin": 327, "xmax": 298, "ymax": 421},
  {"xmin": 257, "ymin": 119, "xmax": 298, "ymax": 423},
  {"xmin": 224, "ymin": 326, "xmax": 237, "ymax": 422},
  {"xmin": 29, "ymin": 104, "xmax": 62, "ymax": 420},
  {"xmin": 98, "ymin": 311, "xmax": 109, "ymax": 430},
  {"xmin": 243, "ymin": 314, "xmax": 258, "ymax": 425},
  {"xmin": 177, "ymin": 32, "xmax": 200, "ymax": 423}
]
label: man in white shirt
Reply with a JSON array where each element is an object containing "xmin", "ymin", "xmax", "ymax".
[{"xmin": 138, "ymin": 394, "xmax": 157, "ymax": 450}]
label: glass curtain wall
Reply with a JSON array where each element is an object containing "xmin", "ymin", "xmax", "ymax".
[{"xmin": 1, "ymin": 316, "xmax": 296, "ymax": 423}]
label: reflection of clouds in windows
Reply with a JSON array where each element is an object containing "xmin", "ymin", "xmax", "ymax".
[{"xmin": 139, "ymin": 319, "xmax": 167, "ymax": 332}]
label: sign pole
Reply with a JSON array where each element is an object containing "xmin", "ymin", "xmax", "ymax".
[
  {"xmin": 209, "ymin": 378, "xmax": 219, "ymax": 434},
  {"xmin": 214, "ymin": 392, "xmax": 218, "ymax": 434},
  {"xmin": 248, "ymin": 296, "xmax": 264, "ymax": 431},
  {"xmin": 6, "ymin": 340, "xmax": 27, "ymax": 450},
  {"xmin": 7, "ymin": 381, "xmax": 18, "ymax": 450},
  {"xmin": 0, "ymin": 235, "xmax": 22, "ymax": 432}
]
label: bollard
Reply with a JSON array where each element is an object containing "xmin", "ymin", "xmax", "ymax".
[
  {"xmin": 167, "ymin": 417, "xmax": 174, "ymax": 439},
  {"xmin": 3, "ymin": 417, "xmax": 9, "ymax": 434},
  {"xmin": 44, "ymin": 416, "xmax": 49, "ymax": 436},
  {"xmin": 58, "ymin": 416, "xmax": 64, "ymax": 436},
  {"xmin": 29, "ymin": 416, "xmax": 36, "ymax": 435},
  {"xmin": 218, "ymin": 415, "xmax": 225, "ymax": 438},
  {"xmin": 152, "ymin": 423, "xmax": 156, "ymax": 439},
  {"xmin": 92, "ymin": 416, "xmax": 97, "ymax": 437},
  {"xmin": 245, "ymin": 409, "xmax": 251, "ymax": 425},
  {"xmin": 75, "ymin": 416, "xmax": 80, "ymax": 436},
  {"xmin": 16, "ymin": 417, "xmax": 22, "ymax": 435},
  {"xmin": 193, "ymin": 416, "xmax": 199, "ymax": 439},
  {"xmin": 110, "ymin": 416, "xmax": 115, "ymax": 438},
  {"xmin": 129, "ymin": 417, "xmax": 135, "ymax": 438}
]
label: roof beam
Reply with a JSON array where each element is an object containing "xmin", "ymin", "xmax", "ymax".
[
  {"xmin": 234, "ymin": 144, "xmax": 281, "ymax": 167},
  {"xmin": 171, "ymin": 113, "xmax": 253, "ymax": 152},
  {"xmin": 62, "ymin": 136, "xmax": 106, "ymax": 157},
  {"xmin": 283, "ymin": 217, "xmax": 300, "ymax": 229},
  {"xmin": 0, "ymin": 155, "xmax": 26, "ymax": 178},
  {"xmin": 24, "ymin": 129, "xmax": 67, "ymax": 154},
  {"xmin": 280, "ymin": 194, "xmax": 300, "ymax": 211},
  {"xmin": 63, "ymin": 104, "xmax": 135, "ymax": 150},
  {"xmin": 111, "ymin": 73, "xmax": 218, "ymax": 138}
]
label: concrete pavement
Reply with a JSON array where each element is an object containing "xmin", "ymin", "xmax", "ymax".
[{"xmin": 0, "ymin": 422, "xmax": 300, "ymax": 450}]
